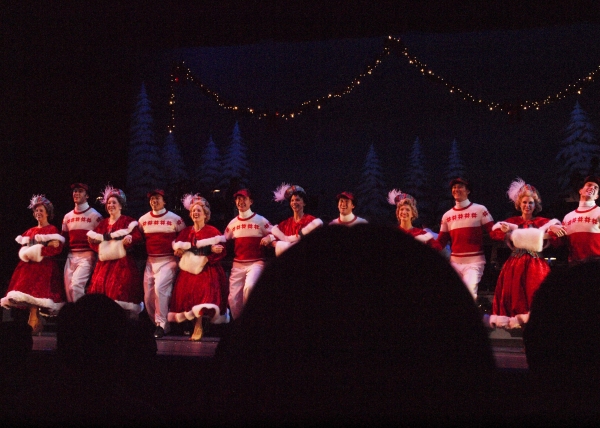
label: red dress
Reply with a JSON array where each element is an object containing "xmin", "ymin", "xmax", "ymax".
[
  {"xmin": 1, "ymin": 225, "xmax": 66, "ymax": 315},
  {"xmin": 168, "ymin": 225, "xmax": 229, "ymax": 324},
  {"xmin": 490, "ymin": 216, "xmax": 553, "ymax": 317},
  {"xmin": 87, "ymin": 216, "xmax": 143, "ymax": 314}
]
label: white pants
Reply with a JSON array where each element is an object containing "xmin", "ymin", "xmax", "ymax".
[
  {"xmin": 144, "ymin": 256, "xmax": 178, "ymax": 331},
  {"xmin": 228, "ymin": 260, "xmax": 264, "ymax": 321},
  {"xmin": 64, "ymin": 251, "xmax": 97, "ymax": 302},
  {"xmin": 450, "ymin": 261, "xmax": 485, "ymax": 300}
]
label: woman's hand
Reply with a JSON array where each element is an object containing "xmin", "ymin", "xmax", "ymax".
[
  {"xmin": 499, "ymin": 223, "xmax": 510, "ymax": 233},
  {"xmin": 548, "ymin": 225, "xmax": 566, "ymax": 237},
  {"xmin": 47, "ymin": 240, "xmax": 60, "ymax": 248},
  {"xmin": 88, "ymin": 236, "xmax": 101, "ymax": 245},
  {"xmin": 174, "ymin": 248, "xmax": 184, "ymax": 257},
  {"xmin": 122, "ymin": 235, "xmax": 133, "ymax": 245},
  {"xmin": 211, "ymin": 244, "xmax": 224, "ymax": 254},
  {"xmin": 260, "ymin": 235, "xmax": 274, "ymax": 246}
]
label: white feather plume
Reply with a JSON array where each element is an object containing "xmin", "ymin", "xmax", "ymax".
[
  {"xmin": 181, "ymin": 193, "xmax": 199, "ymax": 211},
  {"xmin": 507, "ymin": 178, "xmax": 526, "ymax": 203},
  {"xmin": 387, "ymin": 189, "xmax": 402, "ymax": 205},
  {"xmin": 28, "ymin": 194, "xmax": 47, "ymax": 209},
  {"xmin": 99, "ymin": 185, "xmax": 117, "ymax": 205},
  {"xmin": 273, "ymin": 183, "xmax": 291, "ymax": 202}
]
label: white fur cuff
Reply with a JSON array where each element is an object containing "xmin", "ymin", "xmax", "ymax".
[
  {"xmin": 173, "ymin": 241, "xmax": 192, "ymax": 251},
  {"xmin": 492, "ymin": 222, "xmax": 518, "ymax": 232},
  {"xmin": 301, "ymin": 218, "xmax": 323, "ymax": 236},
  {"xmin": 34, "ymin": 233, "xmax": 65, "ymax": 244},
  {"xmin": 195, "ymin": 235, "xmax": 226, "ymax": 248},
  {"xmin": 19, "ymin": 244, "xmax": 44, "ymax": 262}
]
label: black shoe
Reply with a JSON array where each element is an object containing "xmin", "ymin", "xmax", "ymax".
[{"xmin": 154, "ymin": 326, "xmax": 165, "ymax": 339}]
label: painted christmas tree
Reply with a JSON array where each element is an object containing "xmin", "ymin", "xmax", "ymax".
[
  {"xmin": 556, "ymin": 101, "xmax": 600, "ymax": 196},
  {"xmin": 356, "ymin": 144, "xmax": 388, "ymax": 220},
  {"xmin": 127, "ymin": 83, "xmax": 164, "ymax": 217},
  {"xmin": 162, "ymin": 132, "xmax": 189, "ymax": 197},
  {"xmin": 403, "ymin": 137, "xmax": 429, "ymax": 217},
  {"xmin": 436, "ymin": 138, "xmax": 466, "ymax": 222},
  {"xmin": 220, "ymin": 121, "xmax": 250, "ymax": 194},
  {"xmin": 195, "ymin": 135, "xmax": 221, "ymax": 194}
]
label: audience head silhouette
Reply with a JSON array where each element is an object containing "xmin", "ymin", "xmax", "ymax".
[{"xmin": 215, "ymin": 224, "xmax": 497, "ymax": 425}]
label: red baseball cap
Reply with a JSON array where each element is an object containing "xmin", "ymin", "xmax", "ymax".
[
  {"xmin": 70, "ymin": 183, "xmax": 89, "ymax": 192},
  {"xmin": 147, "ymin": 189, "xmax": 165, "ymax": 198},
  {"xmin": 234, "ymin": 189, "xmax": 252, "ymax": 199}
]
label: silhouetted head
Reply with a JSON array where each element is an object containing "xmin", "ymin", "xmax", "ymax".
[{"xmin": 215, "ymin": 224, "xmax": 497, "ymax": 426}]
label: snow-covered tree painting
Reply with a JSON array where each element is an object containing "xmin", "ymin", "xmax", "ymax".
[
  {"xmin": 402, "ymin": 137, "xmax": 432, "ymax": 226},
  {"xmin": 162, "ymin": 132, "xmax": 189, "ymax": 196},
  {"xmin": 195, "ymin": 135, "xmax": 221, "ymax": 194},
  {"xmin": 556, "ymin": 101, "xmax": 600, "ymax": 196},
  {"xmin": 127, "ymin": 83, "xmax": 164, "ymax": 217},
  {"xmin": 220, "ymin": 121, "xmax": 250, "ymax": 193},
  {"xmin": 445, "ymin": 138, "xmax": 466, "ymax": 183},
  {"xmin": 356, "ymin": 144, "xmax": 387, "ymax": 220},
  {"xmin": 435, "ymin": 138, "xmax": 466, "ymax": 222}
]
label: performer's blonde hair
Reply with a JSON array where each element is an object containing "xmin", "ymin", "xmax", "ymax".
[{"xmin": 507, "ymin": 178, "xmax": 542, "ymax": 214}]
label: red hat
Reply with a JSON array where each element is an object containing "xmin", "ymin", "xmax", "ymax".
[
  {"xmin": 336, "ymin": 191, "xmax": 357, "ymax": 206},
  {"xmin": 233, "ymin": 189, "xmax": 252, "ymax": 199},
  {"xmin": 147, "ymin": 189, "xmax": 165, "ymax": 198},
  {"xmin": 70, "ymin": 183, "xmax": 89, "ymax": 192},
  {"xmin": 449, "ymin": 177, "xmax": 471, "ymax": 191}
]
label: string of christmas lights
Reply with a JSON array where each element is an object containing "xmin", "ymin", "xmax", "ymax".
[{"xmin": 167, "ymin": 35, "xmax": 600, "ymax": 129}]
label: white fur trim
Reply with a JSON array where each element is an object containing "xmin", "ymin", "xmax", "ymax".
[
  {"xmin": 34, "ymin": 233, "xmax": 65, "ymax": 244},
  {"xmin": 98, "ymin": 240, "xmax": 126, "ymax": 261},
  {"xmin": 23, "ymin": 244, "xmax": 44, "ymax": 262},
  {"xmin": 492, "ymin": 221, "xmax": 518, "ymax": 232},
  {"xmin": 19, "ymin": 246, "xmax": 30, "ymax": 262},
  {"xmin": 195, "ymin": 235, "xmax": 226, "ymax": 248},
  {"xmin": 15, "ymin": 235, "xmax": 29, "ymax": 245},
  {"xmin": 275, "ymin": 240, "xmax": 295, "ymax": 256},
  {"xmin": 109, "ymin": 221, "xmax": 138, "ymax": 239},
  {"xmin": 114, "ymin": 300, "xmax": 143, "ymax": 316},
  {"xmin": 87, "ymin": 230, "xmax": 105, "ymax": 242},
  {"xmin": 508, "ymin": 317, "xmax": 523, "ymax": 329},
  {"xmin": 538, "ymin": 218, "xmax": 561, "ymax": 233},
  {"xmin": 270, "ymin": 225, "xmax": 287, "ymax": 241},
  {"xmin": 1, "ymin": 291, "xmax": 65, "ymax": 315},
  {"xmin": 414, "ymin": 231, "xmax": 434, "ymax": 243},
  {"xmin": 300, "ymin": 218, "xmax": 323, "ymax": 236},
  {"xmin": 179, "ymin": 252, "xmax": 208, "ymax": 275},
  {"xmin": 173, "ymin": 241, "xmax": 192, "ymax": 251},
  {"xmin": 510, "ymin": 228, "xmax": 544, "ymax": 252},
  {"xmin": 489, "ymin": 315, "xmax": 510, "ymax": 328},
  {"xmin": 168, "ymin": 306, "xmax": 230, "ymax": 324}
]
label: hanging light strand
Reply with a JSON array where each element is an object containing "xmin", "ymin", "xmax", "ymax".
[{"xmin": 167, "ymin": 36, "xmax": 600, "ymax": 128}]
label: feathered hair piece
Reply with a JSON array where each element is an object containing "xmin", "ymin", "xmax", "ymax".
[
  {"xmin": 28, "ymin": 194, "xmax": 52, "ymax": 210},
  {"xmin": 99, "ymin": 185, "xmax": 126, "ymax": 205},
  {"xmin": 507, "ymin": 178, "xmax": 538, "ymax": 203},
  {"xmin": 181, "ymin": 193, "xmax": 206, "ymax": 211},
  {"xmin": 387, "ymin": 189, "xmax": 416, "ymax": 206},
  {"xmin": 273, "ymin": 183, "xmax": 291, "ymax": 202}
]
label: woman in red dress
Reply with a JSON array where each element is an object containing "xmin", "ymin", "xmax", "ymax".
[
  {"xmin": 86, "ymin": 186, "xmax": 143, "ymax": 317},
  {"xmin": 488, "ymin": 178, "xmax": 563, "ymax": 330},
  {"xmin": 387, "ymin": 189, "xmax": 442, "ymax": 251},
  {"xmin": 168, "ymin": 194, "xmax": 228, "ymax": 341},
  {"xmin": 1, "ymin": 195, "xmax": 66, "ymax": 334}
]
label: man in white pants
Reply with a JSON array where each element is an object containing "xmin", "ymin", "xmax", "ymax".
[
  {"xmin": 139, "ymin": 189, "xmax": 185, "ymax": 338},
  {"xmin": 224, "ymin": 189, "xmax": 274, "ymax": 321},
  {"xmin": 62, "ymin": 183, "xmax": 103, "ymax": 302}
]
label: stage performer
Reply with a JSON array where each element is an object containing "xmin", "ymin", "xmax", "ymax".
[
  {"xmin": 1, "ymin": 195, "xmax": 66, "ymax": 334},
  {"xmin": 224, "ymin": 189, "xmax": 274, "ymax": 321},
  {"xmin": 556, "ymin": 175, "xmax": 600, "ymax": 265},
  {"xmin": 270, "ymin": 183, "xmax": 323, "ymax": 256},
  {"xmin": 62, "ymin": 183, "xmax": 103, "ymax": 302},
  {"xmin": 329, "ymin": 191, "xmax": 368, "ymax": 226},
  {"xmin": 139, "ymin": 189, "xmax": 185, "ymax": 338},
  {"xmin": 169, "ymin": 194, "xmax": 229, "ymax": 341},
  {"xmin": 86, "ymin": 186, "xmax": 143, "ymax": 317},
  {"xmin": 436, "ymin": 178, "xmax": 494, "ymax": 299},
  {"xmin": 487, "ymin": 179, "xmax": 562, "ymax": 330},
  {"xmin": 388, "ymin": 189, "xmax": 441, "ymax": 251}
]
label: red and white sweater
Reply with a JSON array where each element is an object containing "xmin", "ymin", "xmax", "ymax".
[
  {"xmin": 139, "ymin": 209, "xmax": 186, "ymax": 257},
  {"xmin": 562, "ymin": 203, "xmax": 600, "ymax": 263},
  {"xmin": 61, "ymin": 203, "xmax": 103, "ymax": 253},
  {"xmin": 437, "ymin": 200, "xmax": 494, "ymax": 264},
  {"xmin": 224, "ymin": 210, "xmax": 273, "ymax": 262}
]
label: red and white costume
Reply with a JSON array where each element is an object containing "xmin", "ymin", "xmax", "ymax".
[
  {"xmin": 489, "ymin": 216, "xmax": 560, "ymax": 328},
  {"xmin": 561, "ymin": 202, "xmax": 600, "ymax": 264},
  {"xmin": 1, "ymin": 225, "xmax": 66, "ymax": 315},
  {"xmin": 62, "ymin": 203, "xmax": 103, "ymax": 302},
  {"xmin": 224, "ymin": 210, "xmax": 273, "ymax": 320},
  {"xmin": 139, "ymin": 209, "xmax": 185, "ymax": 332},
  {"xmin": 87, "ymin": 216, "xmax": 144, "ymax": 315},
  {"xmin": 168, "ymin": 225, "xmax": 229, "ymax": 324},
  {"xmin": 437, "ymin": 199, "xmax": 494, "ymax": 298},
  {"xmin": 271, "ymin": 215, "xmax": 323, "ymax": 256},
  {"xmin": 329, "ymin": 213, "xmax": 368, "ymax": 226},
  {"xmin": 400, "ymin": 227, "xmax": 443, "ymax": 251}
]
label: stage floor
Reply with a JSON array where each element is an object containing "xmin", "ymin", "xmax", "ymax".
[{"xmin": 31, "ymin": 331, "xmax": 528, "ymax": 369}]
